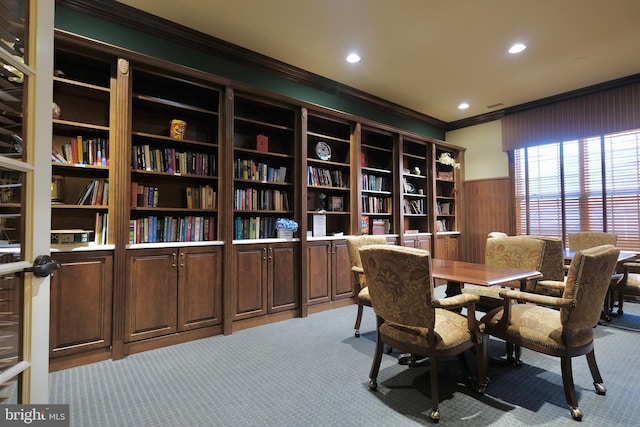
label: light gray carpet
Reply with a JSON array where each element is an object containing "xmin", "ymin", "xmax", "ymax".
[{"xmin": 50, "ymin": 295, "xmax": 640, "ymax": 426}]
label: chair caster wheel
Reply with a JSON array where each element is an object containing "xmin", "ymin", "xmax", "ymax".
[
  {"xmin": 569, "ymin": 406, "xmax": 582, "ymax": 421},
  {"xmin": 429, "ymin": 409, "xmax": 440, "ymax": 422},
  {"xmin": 355, "ymin": 330, "xmax": 360, "ymax": 338},
  {"xmin": 594, "ymin": 382, "xmax": 607, "ymax": 395},
  {"xmin": 369, "ymin": 379, "xmax": 377, "ymax": 391},
  {"xmin": 398, "ymin": 354, "xmax": 413, "ymax": 365},
  {"xmin": 385, "ymin": 345, "xmax": 392, "ymax": 354}
]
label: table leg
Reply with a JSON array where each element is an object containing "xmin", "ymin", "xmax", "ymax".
[{"xmin": 445, "ymin": 280, "xmax": 462, "ymax": 298}]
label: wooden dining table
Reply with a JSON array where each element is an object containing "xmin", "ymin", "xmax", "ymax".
[{"xmin": 430, "ymin": 258, "xmax": 541, "ymax": 298}]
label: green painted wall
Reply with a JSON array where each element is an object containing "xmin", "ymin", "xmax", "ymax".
[{"xmin": 55, "ymin": 6, "xmax": 444, "ymax": 140}]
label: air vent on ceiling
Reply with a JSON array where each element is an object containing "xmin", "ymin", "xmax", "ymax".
[{"xmin": 486, "ymin": 102, "xmax": 504, "ymax": 109}]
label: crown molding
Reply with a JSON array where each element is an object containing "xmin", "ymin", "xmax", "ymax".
[{"xmin": 57, "ymin": 0, "xmax": 447, "ymax": 131}]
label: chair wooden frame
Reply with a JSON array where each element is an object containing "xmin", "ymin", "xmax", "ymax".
[
  {"xmin": 345, "ymin": 235, "xmax": 388, "ymax": 338},
  {"xmin": 482, "ymin": 244, "xmax": 620, "ymax": 421},
  {"xmin": 360, "ymin": 244, "xmax": 487, "ymax": 422}
]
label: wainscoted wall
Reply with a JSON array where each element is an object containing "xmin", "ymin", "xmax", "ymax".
[{"xmin": 461, "ymin": 177, "xmax": 513, "ymax": 263}]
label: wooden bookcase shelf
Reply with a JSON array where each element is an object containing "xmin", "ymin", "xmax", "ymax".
[
  {"xmin": 359, "ymin": 126, "xmax": 395, "ymax": 236},
  {"xmin": 52, "ymin": 47, "xmax": 113, "ymax": 246},
  {"xmin": 48, "ymin": 34, "xmax": 466, "ymax": 367},
  {"xmin": 129, "ymin": 67, "xmax": 220, "ymax": 244},
  {"xmin": 305, "ymin": 114, "xmax": 353, "ymax": 236},
  {"xmin": 232, "ymin": 96, "xmax": 296, "ymax": 240},
  {"xmin": 401, "ymin": 137, "xmax": 430, "ymax": 235}
]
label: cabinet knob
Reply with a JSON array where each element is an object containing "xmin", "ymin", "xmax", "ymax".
[
  {"xmin": 263, "ymin": 247, "xmax": 267, "ymax": 260},
  {"xmin": 172, "ymin": 252, "xmax": 177, "ymax": 268},
  {"xmin": 268, "ymin": 247, "xmax": 272, "ymax": 260},
  {"xmin": 180, "ymin": 252, "xmax": 185, "ymax": 268}
]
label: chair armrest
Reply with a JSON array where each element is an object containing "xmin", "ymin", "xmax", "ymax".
[
  {"xmin": 623, "ymin": 261, "xmax": 640, "ymax": 272},
  {"xmin": 499, "ymin": 289, "xmax": 574, "ymax": 308},
  {"xmin": 433, "ymin": 293, "xmax": 480, "ymax": 309},
  {"xmin": 536, "ymin": 279, "xmax": 566, "ymax": 291}
]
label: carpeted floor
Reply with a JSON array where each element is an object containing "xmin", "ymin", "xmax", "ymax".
[{"xmin": 50, "ymin": 294, "xmax": 640, "ymax": 426}]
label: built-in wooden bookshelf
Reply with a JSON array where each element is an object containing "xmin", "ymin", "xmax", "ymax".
[
  {"xmin": 128, "ymin": 67, "xmax": 220, "ymax": 244},
  {"xmin": 51, "ymin": 48, "xmax": 113, "ymax": 245},
  {"xmin": 401, "ymin": 136, "xmax": 429, "ymax": 234},
  {"xmin": 305, "ymin": 113, "xmax": 353, "ymax": 237},
  {"xmin": 232, "ymin": 95, "xmax": 296, "ymax": 239},
  {"xmin": 434, "ymin": 146, "xmax": 460, "ymax": 233},
  {"xmin": 47, "ymin": 32, "xmax": 466, "ymax": 368},
  {"xmin": 359, "ymin": 126, "xmax": 395, "ymax": 235}
]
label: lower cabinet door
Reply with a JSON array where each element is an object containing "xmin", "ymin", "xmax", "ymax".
[
  {"xmin": 49, "ymin": 251, "xmax": 113, "ymax": 357},
  {"xmin": 233, "ymin": 244, "xmax": 268, "ymax": 320},
  {"xmin": 306, "ymin": 241, "xmax": 331, "ymax": 305},
  {"xmin": 331, "ymin": 240, "xmax": 353, "ymax": 300},
  {"xmin": 268, "ymin": 242, "xmax": 299, "ymax": 313},
  {"xmin": 178, "ymin": 246, "xmax": 223, "ymax": 331},
  {"xmin": 125, "ymin": 248, "xmax": 177, "ymax": 342}
]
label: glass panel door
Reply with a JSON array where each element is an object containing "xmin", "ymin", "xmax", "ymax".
[{"xmin": 0, "ymin": 0, "xmax": 55, "ymax": 403}]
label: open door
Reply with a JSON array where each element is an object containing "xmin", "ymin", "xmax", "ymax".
[{"xmin": 0, "ymin": 0, "xmax": 55, "ymax": 403}]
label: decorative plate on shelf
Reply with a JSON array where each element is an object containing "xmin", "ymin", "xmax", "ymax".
[
  {"xmin": 315, "ymin": 141, "xmax": 332, "ymax": 160},
  {"xmin": 405, "ymin": 182, "xmax": 416, "ymax": 193}
]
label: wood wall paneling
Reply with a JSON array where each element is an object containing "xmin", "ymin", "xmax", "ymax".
[{"xmin": 461, "ymin": 178, "xmax": 512, "ymax": 264}]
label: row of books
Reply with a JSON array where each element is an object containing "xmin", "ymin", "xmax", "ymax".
[
  {"xmin": 361, "ymin": 196, "xmax": 392, "ymax": 214},
  {"xmin": 185, "ymin": 185, "xmax": 217, "ymax": 210},
  {"xmin": 436, "ymin": 202, "xmax": 452, "ymax": 215},
  {"xmin": 94, "ymin": 213, "xmax": 108, "ymax": 245},
  {"xmin": 129, "ymin": 215, "xmax": 216, "ymax": 244},
  {"xmin": 307, "ymin": 166, "xmax": 348, "ymax": 188},
  {"xmin": 130, "ymin": 183, "xmax": 159, "ymax": 208},
  {"xmin": 52, "ymin": 137, "xmax": 109, "ymax": 166},
  {"xmin": 234, "ymin": 158, "xmax": 288, "ymax": 183},
  {"xmin": 233, "ymin": 188, "xmax": 290, "ymax": 211},
  {"xmin": 361, "ymin": 174, "xmax": 391, "ymax": 192},
  {"xmin": 360, "ymin": 217, "xmax": 391, "ymax": 235},
  {"xmin": 76, "ymin": 179, "xmax": 109, "ymax": 205},
  {"xmin": 436, "ymin": 219, "xmax": 449, "ymax": 232},
  {"xmin": 404, "ymin": 198, "xmax": 425, "ymax": 214},
  {"xmin": 234, "ymin": 216, "xmax": 278, "ymax": 240},
  {"xmin": 132, "ymin": 145, "xmax": 216, "ymax": 176}
]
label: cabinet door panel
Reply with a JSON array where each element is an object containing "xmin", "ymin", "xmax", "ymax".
[
  {"xmin": 306, "ymin": 242, "xmax": 331, "ymax": 304},
  {"xmin": 49, "ymin": 252, "xmax": 113, "ymax": 357},
  {"xmin": 269, "ymin": 243, "xmax": 298, "ymax": 313},
  {"xmin": 417, "ymin": 235, "xmax": 431, "ymax": 251},
  {"xmin": 178, "ymin": 247, "xmax": 223, "ymax": 331},
  {"xmin": 125, "ymin": 249, "xmax": 177, "ymax": 342},
  {"xmin": 332, "ymin": 240, "xmax": 353, "ymax": 299},
  {"xmin": 234, "ymin": 245, "xmax": 267, "ymax": 319}
]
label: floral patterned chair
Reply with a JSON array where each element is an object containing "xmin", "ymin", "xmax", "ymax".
[
  {"xmin": 359, "ymin": 244, "xmax": 487, "ymax": 422},
  {"xmin": 614, "ymin": 258, "xmax": 640, "ymax": 315},
  {"xmin": 345, "ymin": 235, "xmax": 388, "ymax": 338},
  {"xmin": 568, "ymin": 232, "xmax": 617, "ymax": 251},
  {"xmin": 482, "ymin": 244, "xmax": 620, "ymax": 421},
  {"xmin": 462, "ymin": 236, "xmax": 545, "ymax": 311},
  {"xmin": 530, "ymin": 236, "xmax": 566, "ymax": 296}
]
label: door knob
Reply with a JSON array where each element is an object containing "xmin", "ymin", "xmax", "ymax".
[{"xmin": 21, "ymin": 255, "xmax": 61, "ymax": 278}]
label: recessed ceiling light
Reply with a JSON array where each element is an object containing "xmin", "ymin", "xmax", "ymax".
[
  {"xmin": 346, "ymin": 53, "xmax": 361, "ymax": 63},
  {"xmin": 508, "ymin": 43, "xmax": 527, "ymax": 54},
  {"xmin": 458, "ymin": 102, "xmax": 469, "ymax": 110}
]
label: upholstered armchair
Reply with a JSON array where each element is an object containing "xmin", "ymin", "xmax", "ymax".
[
  {"xmin": 359, "ymin": 244, "xmax": 487, "ymax": 422},
  {"xmin": 568, "ymin": 232, "xmax": 618, "ymax": 251},
  {"xmin": 614, "ymin": 258, "xmax": 640, "ymax": 316},
  {"xmin": 345, "ymin": 235, "xmax": 388, "ymax": 337},
  {"xmin": 462, "ymin": 236, "xmax": 545, "ymax": 311},
  {"xmin": 482, "ymin": 244, "xmax": 620, "ymax": 421},
  {"xmin": 530, "ymin": 236, "xmax": 566, "ymax": 296}
]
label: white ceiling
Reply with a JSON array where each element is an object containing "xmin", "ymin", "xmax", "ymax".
[{"xmin": 116, "ymin": 0, "xmax": 640, "ymax": 123}]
